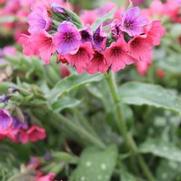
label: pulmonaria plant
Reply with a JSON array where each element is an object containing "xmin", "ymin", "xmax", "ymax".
[{"xmin": 20, "ymin": 1, "xmax": 165, "ymax": 75}]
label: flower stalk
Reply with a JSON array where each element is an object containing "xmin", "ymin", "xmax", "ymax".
[{"xmin": 104, "ymin": 72, "xmax": 155, "ymax": 181}]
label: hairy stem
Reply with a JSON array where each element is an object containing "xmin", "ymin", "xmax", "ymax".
[{"xmin": 104, "ymin": 72, "xmax": 155, "ymax": 181}]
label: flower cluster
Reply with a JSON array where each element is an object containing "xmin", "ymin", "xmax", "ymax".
[
  {"xmin": 145, "ymin": 0, "xmax": 181, "ymax": 23},
  {"xmin": 135, "ymin": 0, "xmax": 180, "ymax": 75},
  {"xmin": 27, "ymin": 157, "xmax": 55, "ymax": 181},
  {"xmin": 0, "ymin": 109, "xmax": 46, "ymax": 143},
  {"xmin": 0, "ymin": 0, "xmax": 31, "ymax": 39},
  {"xmin": 20, "ymin": 1, "xmax": 165, "ymax": 74}
]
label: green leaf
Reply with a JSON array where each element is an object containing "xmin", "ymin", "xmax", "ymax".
[
  {"xmin": 156, "ymin": 160, "xmax": 181, "ymax": 181},
  {"xmin": 52, "ymin": 152, "xmax": 78, "ymax": 164},
  {"xmin": 140, "ymin": 139, "xmax": 181, "ymax": 162},
  {"xmin": 119, "ymin": 82, "xmax": 181, "ymax": 114},
  {"xmin": 157, "ymin": 54, "xmax": 181, "ymax": 74},
  {"xmin": 120, "ymin": 170, "xmax": 140, "ymax": 181},
  {"xmin": 0, "ymin": 82, "xmax": 10, "ymax": 93},
  {"xmin": 70, "ymin": 145, "xmax": 118, "ymax": 181},
  {"xmin": 8, "ymin": 170, "xmax": 35, "ymax": 181},
  {"xmin": 51, "ymin": 97, "xmax": 81, "ymax": 112},
  {"xmin": 49, "ymin": 74, "xmax": 102, "ymax": 102},
  {"xmin": 170, "ymin": 24, "xmax": 181, "ymax": 38},
  {"xmin": 92, "ymin": 9, "xmax": 115, "ymax": 31}
]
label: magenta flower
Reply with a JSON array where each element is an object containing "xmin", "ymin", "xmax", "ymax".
[
  {"xmin": 87, "ymin": 51, "xmax": 109, "ymax": 74},
  {"xmin": 121, "ymin": 7, "xmax": 148, "ymax": 36},
  {"xmin": 129, "ymin": 0, "xmax": 145, "ymax": 6},
  {"xmin": 111, "ymin": 20, "xmax": 122, "ymax": 39},
  {"xmin": 54, "ymin": 21, "xmax": 81, "ymax": 55},
  {"xmin": 176, "ymin": 0, "xmax": 181, "ymax": 4},
  {"xmin": 105, "ymin": 38, "xmax": 134, "ymax": 72},
  {"xmin": 28, "ymin": 6, "xmax": 51, "ymax": 33},
  {"xmin": 93, "ymin": 26, "xmax": 107, "ymax": 51},
  {"xmin": 65, "ymin": 42, "xmax": 94, "ymax": 73}
]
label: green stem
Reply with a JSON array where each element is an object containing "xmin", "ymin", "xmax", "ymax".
[
  {"xmin": 104, "ymin": 72, "xmax": 155, "ymax": 181},
  {"xmin": 53, "ymin": 112, "xmax": 106, "ymax": 149}
]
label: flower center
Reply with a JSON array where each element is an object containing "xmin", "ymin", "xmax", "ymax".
[
  {"xmin": 93, "ymin": 52, "xmax": 104, "ymax": 62},
  {"xmin": 63, "ymin": 32, "xmax": 74, "ymax": 43},
  {"xmin": 111, "ymin": 46, "xmax": 122, "ymax": 56},
  {"xmin": 131, "ymin": 38, "xmax": 141, "ymax": 47},
  {"xmin": 81, "ymin": 30, "xmax": 91, "ymax": 42},
  {"xmin": 124, "ymin": 20, "xmax": 134, "ymax": 29}
]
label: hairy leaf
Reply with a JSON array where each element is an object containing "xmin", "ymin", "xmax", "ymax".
[
  {"xmin": 119, "ymin": 82, "xmax": 181, "ymax": 114},
  {"xmin": 70, "ymin": 145, "xmax": 118, "ymax": 181},
  {"xmin": 140, "ymin": 139, "xmax": 181, "ymax": 162}
]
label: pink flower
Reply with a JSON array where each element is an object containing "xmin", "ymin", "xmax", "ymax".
[
  {"xmin": 87, "ymin": 51, "xmax": 109, "ymax": 74},
  {"xmin": 104, "ymin": 38, "xmax": 134, "ymax": 72},
  {"xmin": 144, "ymin": 21, "xmax": 165, "ymax": 46},
  {"xmin": 3, "ymin": 46, "xmax": 17, "ymax": 56},
  {"xmin": 65, "ymin": 42, "xmax": 93, "ymax": 73},
  {"xmin": 19, "ymin": 32, "xmax": 55, "ymax": 64},
  {"xmin": 36, "ymin": 173, "xmax": 55, "ymax": 181},
  {"xmin": 32, "ymin": 31, "xmax": 55, "ymax": 64},
  {"xmin": 81, "ymin": 10, "xmax": 97, "ymax": 26},
  {"xmin": 18, "ymin": 130, "xmax": 29, "ymax": 144},
  {"xmin": 136, "ymin": 59, "xmax": 152, "ymax": 76},
  {"xmin": 60, "ymin": 64, "xmax": 70, "ymax": 78},
  {"xmin": 17, "ymin": 125, "xmax": 46, "ymax": 144},
  {"xmin": 96, "ymin": 2, "xmax": 116, "ymax": 16},
  {"xmin": 128, "ymin": 35, "xmax": 153, "ymax": 63},
  {"xmin": 27, "ymin": 125, "xmax": 46, "ymax": 142},
  {"xmin": 28, "ymin": 6, "xmax": 51, "ymax": 33},
  {"xmin": 18, "ymin": 34, "xmax": 38, "ymax": 56},
  {"xmin": 148, "ymin": 0, "xmax": 164, "ymax": 17}
]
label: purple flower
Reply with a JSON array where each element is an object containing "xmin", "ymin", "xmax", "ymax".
[
  {"xmin": 80, "ymin": 28, "xmax": 92, "ymax": 43},
  {"xmin": 53, "ymin": 21, "xmax": 81, "ymax": 55},
  {"xmin": 28, "ymin": 6, "xmax": 51, "ymax": 33},
  {"xmin": 121, "ymin": 7, "xmax": 148, "ymax": 36},
  {"xmin": 0, "ymin": 95, "xmax": 10, "ymax": 103},
  {"xmin": 93, "ymin": 26, "xmax": 107, "ymax": 51},
  {"xmin": 111, "ymin": 20, "xmax": 122, "ymax": 39},
  {"xmin": 0, "ymin": 109, "xmax": 13, "ymax": 133},
  {"xmin": 12, "ymin": 117, "xmax": 28, "ymax": 130},
  {"xmin": 176, "ymin": 0, "xmax": 181, "ymax": 4}
]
